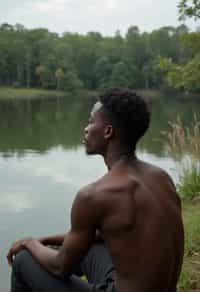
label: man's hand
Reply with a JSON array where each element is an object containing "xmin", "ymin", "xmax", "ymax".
[{"xmin": 7, "ymin": 237, "xmax": 33, "ymax": 266}]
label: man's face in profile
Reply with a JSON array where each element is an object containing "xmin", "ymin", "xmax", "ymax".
[{"xmin": 83, "ymin": 102, "xmax": 108, "ymax": 155}]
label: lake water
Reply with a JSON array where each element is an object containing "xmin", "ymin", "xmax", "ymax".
[{"xmin": 0, "ymin": 93, "xmax": 199, "ymax": 291}]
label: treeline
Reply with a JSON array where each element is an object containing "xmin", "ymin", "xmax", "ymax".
[{"xmin": 0, "ymin": 22, "xmax": 199, "ymax": 93}]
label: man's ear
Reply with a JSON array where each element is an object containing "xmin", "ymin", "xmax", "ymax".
[{"xmin": 104, "ymin": 124, "xmax": 114, "ymax": 140}]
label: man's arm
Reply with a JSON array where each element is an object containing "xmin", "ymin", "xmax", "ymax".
[
  {"xmin": 40, "ymin": 230, "xmax": 103, "ymax": 245},
  {"xmin": 23, "ymin": 187, "xmax": 100, "ymax": 276},
  {"xmin": 38, "ymin": 234, "xmax": 65, "ymax": 246},
  {"xmin": 7, "ymin": 233, "xmax": 65, "ymax": 265}
]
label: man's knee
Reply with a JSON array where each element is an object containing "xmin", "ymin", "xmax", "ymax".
[{"xmin": 12, "ymin": 250, "xmax": 32, "ymax": 273}]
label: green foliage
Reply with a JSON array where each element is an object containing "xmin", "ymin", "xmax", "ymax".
[
  {"xmin": 94, "ymin": 56, "xmax": 112, "ymax": 89},
  {"xmin": 181, "ymin": 32, "xmax": 200, "ymax": 55},
  {"xmin": 0, "ymin": 22, "xmax": 198, "ymax": 93},
  {"xmin": 178, "ymin": 0, "xmax": 200, "ymax": 20},
  {"xmin": 178, "ymin": 201, "xmax": 200, "ymax": 291},
  {"xmin": 158, "ymin": 58, "xmax": 186, "ymax": 91},
  {"xmin": 109, "ymin": 62, "xmax": 130, "ymax": 88},
  {"xmin": 177, "ymin": 162, "xmax": 200, "ymax": 199},
  {"xmin": 158, "ymin": 54, "xmax": 200, "ymax": 92},
  {"xmin": 62, "ymin": 70, "xmax": 83, "ymax": 92},
  {"xmin": 55, "ymin": 68, "xmax": 65, "ymax": 90},
  {"xmin": 36, "ymin": 65, "xmax": 55, "ymax": 89}
]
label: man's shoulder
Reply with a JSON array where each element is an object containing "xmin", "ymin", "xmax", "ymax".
[
  {"xmin": 71, "ymin": 182, "xmax": 102, "ymax": 221},
  {"xmin": 78, "ymin": 173, "xmax": 119, "ymax": 200},
  {"xmin": 139, "ymin": 159, "xmax": 174, "ymax": 182},
  {"xmin": 76, "ymin": 177, "xmax": 107, "ymax": 201},
  {"xmin": 77, "ymin": 182, "xmax": 98, "ymax": 200}
]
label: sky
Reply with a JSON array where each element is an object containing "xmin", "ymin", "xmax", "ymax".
[{"xmin": 0, "ymin": 0, "xmax": 198, "ymax": 35}]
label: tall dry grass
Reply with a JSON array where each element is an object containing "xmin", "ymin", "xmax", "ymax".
[
  {"xmin": 162, "ymin": 114, "xmax": 200, "ymax": 160},
  {"xmin": 162, "ymin": 114, "xmax": 200, "ymax": 199}
]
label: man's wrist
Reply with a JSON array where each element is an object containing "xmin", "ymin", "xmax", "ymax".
[{"xmin": 22, "ymin": 238, "xmax": 37, "ymax": 250}]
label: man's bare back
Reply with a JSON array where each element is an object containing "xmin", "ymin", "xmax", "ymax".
[{"xmin": 90, "ymin": 158, "xmax": 184, "ymax": 292}]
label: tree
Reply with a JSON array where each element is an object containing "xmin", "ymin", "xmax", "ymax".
[
  {"xmin": 62, "ymin": 70, "xmax": 83, "ymax": 92},
  {"xmin": 14, "ymin": 39, "xmax": 26, "ymax": 86},
  {"xmin": 54, "ymin": 41, "xmax": 73, "ymax": 71},
  {"xmin": 148, "ymin": 27, "xmax": 176, "ymax": 60},
  {"xmin": 181, "ymin": 32, "xmax": 200, "ymax": 55},
  {"xmin": 94, "ymin": 56, "xmax": 112, "ymax": 89},
  {"xmin": 125, "ymin": 26, "xmax": 146, "ymax": 68},
  {"xmin": 110, "ymin": 62, "xmax": 130, "ymax": 88},
  {"xmin": 36, "ymin": 65, "xmax": 55, "ymax": 88},
  {"xmin": 178, "ymin": 0, "xmax": 200, "ymax": 20},
  {"xmin": 0, "ymin": 23, "xmax": 14, "ymax": 31},
  {"xmin": 142, "ymin": 63, "xmax": 155, "ymax": 89},
  {"xmin": 0, "ymin": 21, "xmax": 199, "ymax": 93},
  {"xmin": 158, "ymin": 55, "xmax": 200, "ymax": 92},
  {"xmin": 55, "ymin": 68, "xmax": 65, "ymax": 90}
]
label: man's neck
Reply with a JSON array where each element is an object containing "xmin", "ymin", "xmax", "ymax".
[{"xmin": 103, "ymin": 146, "xmax": 136, "ymax": 170}]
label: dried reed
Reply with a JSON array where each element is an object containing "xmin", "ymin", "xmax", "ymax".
[{"xmin": 162, "ymin": 114, "xmax": 200, "ymax": 199}]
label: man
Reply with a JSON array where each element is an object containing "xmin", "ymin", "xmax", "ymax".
[{"xmin": 7, "ymin": 88, "xmax": 184, "ymax": 292}]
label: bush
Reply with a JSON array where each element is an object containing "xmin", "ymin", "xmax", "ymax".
[{"xmin": 177, "ymin": 161, "xmax": 200, "ymax": 199}]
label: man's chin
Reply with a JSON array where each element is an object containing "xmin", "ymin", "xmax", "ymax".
[
  {"xmin": 85, "ymin": 149, "xmax": 96, "ymax": 155},
  {"xmin": 85, "ymin": 146, "xmax": 97, "ymax": 155}
]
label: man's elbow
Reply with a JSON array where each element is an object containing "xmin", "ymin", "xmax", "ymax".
[
  {"xmin": 45, "ymin": 264, "xmax": 62, "ymax": 278},
  {"xmin": 52, "ymin": 261, "xmax": 72, "ymax": 278}
]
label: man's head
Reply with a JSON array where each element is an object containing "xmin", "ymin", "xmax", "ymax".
[{"xmin": 83, "ymin": 88, "xmax": 151, "ymax": 155}]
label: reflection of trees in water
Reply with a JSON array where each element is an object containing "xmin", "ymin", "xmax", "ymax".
[
  {"xmin": 138, "ymin": 98, "xmax": 200, "ymax": 157},
  {"xmin": 0, "ymin": 94, "xmax": 93, "ymax": 156},
  {"xmin": 0, "ymin": 95, "xmax": 199, "ymax": 157}
]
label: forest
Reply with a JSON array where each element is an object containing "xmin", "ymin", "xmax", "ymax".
[{"xmin": 0, "ymin": 22, "xmax": 200, "ymax": 93}]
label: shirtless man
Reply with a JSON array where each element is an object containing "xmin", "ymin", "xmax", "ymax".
[{"xmin": 7, "ymin": 88, "xmax": 184, "ymax": 292}]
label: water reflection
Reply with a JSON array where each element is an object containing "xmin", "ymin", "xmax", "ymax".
[
  {"xmin": 139, "ymin": 97, "xmax": 200, "ymax": 156},
  {"xmin": 0, "ymin": 95, "xmax": 199, "ymax": 157},
  {"xmin": 0, "ymin": 95, "xmax": 93, "ymax": 155},
  {"xmin": 0, "ymin": 146, "xmax": 107, "ymax": 291},
  {"xmin": 0, "ymin": 147, "xmax": 106, "ymax": 213}
]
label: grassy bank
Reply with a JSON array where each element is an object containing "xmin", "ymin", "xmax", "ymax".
[
  {"xmin": 178, "ymin": 200, "xmax": 200, "ymax": 291},
  {"xmin": 162, "ymin": 115, "xmax": 200, "ymax": 291},
  {"xmin": 136, "ymin": 89, "xmax": 160, "ymax": 98},
  {"xmin": 0, "ymin": 86, "xmax": 161, "ymax": 100},
  {"xmin": 163, "ymin": 115, "xmax": 200, "ymax": 292},
  {"xmin": 0, "ymin": 87, "xmax": 68, "ymax": 99}
]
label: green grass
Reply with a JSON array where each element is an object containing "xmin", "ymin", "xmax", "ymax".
[
  {"xmin": 0, "ymin": 87, "xmax": 161, "ymax": 100},
  {"xmin": 177, "ymin": 163, "xmax": 200, "ymax": 199},
  {"xmin": 136, "ymin": 89, "xmax": 160, "ymax": 98},
  {"xmin": 0, "ymin": 86, "xmax": 67, "ymax": 99},
  {"xmin": 178, "ymin": 200, "xmax": 200, "ymax": 291},
  {"xmin": 161, "ymin": 115, "xmax": 200, "ymax": 290}
]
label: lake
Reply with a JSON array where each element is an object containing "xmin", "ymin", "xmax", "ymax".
[{"xmin": 0, "ymin": 93, "xmax": 199, "ymax": 291}]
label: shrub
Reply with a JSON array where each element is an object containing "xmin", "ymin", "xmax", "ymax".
[{"xmin": 177, "ymin": 161, "xmax": 200, "ymax": 199}]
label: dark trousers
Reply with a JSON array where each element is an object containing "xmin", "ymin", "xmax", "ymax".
[{"xmin": 11, "ymin": 243, "xmax": 115, "ymax": 292}]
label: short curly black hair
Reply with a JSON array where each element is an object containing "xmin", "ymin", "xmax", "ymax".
[{"xmin": 99, "ymin": 88, "xmax": 151, "ymax": 149}]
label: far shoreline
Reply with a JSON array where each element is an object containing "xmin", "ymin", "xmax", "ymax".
[
  {"xmin": 0, "ymin": 86, "xmax": 199, "ymax": 101},
  {"xmin": 0, "ymin": 87, "xmax": 69, "ymax": 100},
  {"xmin": 0, "ymin": 86, "xmax": 163, "ymax": 100}
]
